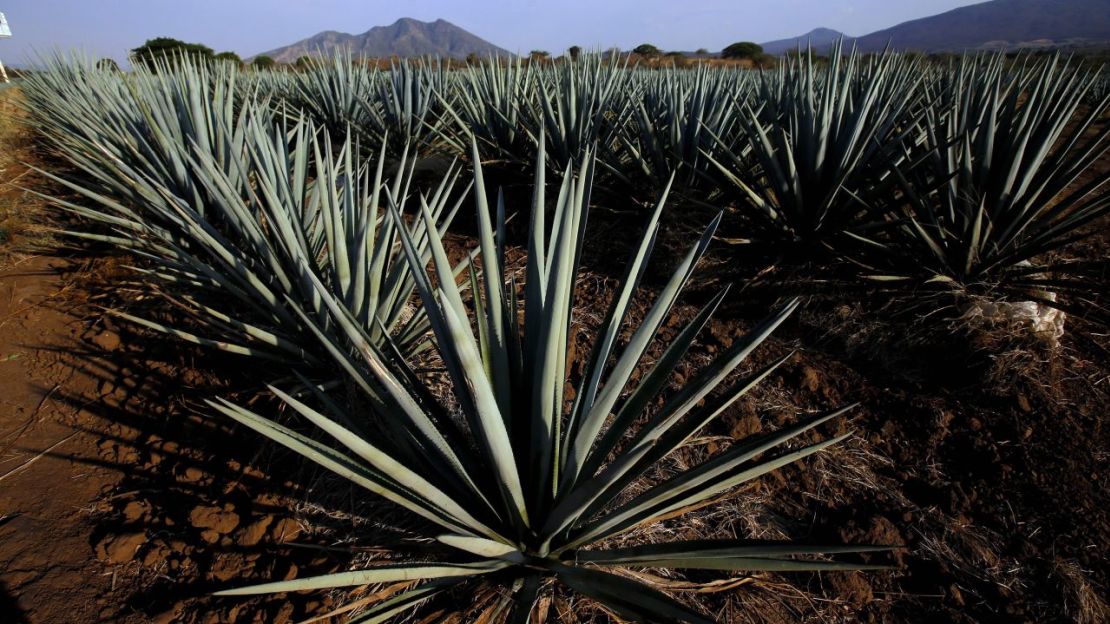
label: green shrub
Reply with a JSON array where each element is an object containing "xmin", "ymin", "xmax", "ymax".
[
  {"xmin": 213, "ymin": 51, "xmax": 242, "ymax": 65},
  {"xmin": 722, "ymin": 42, "xmax": 763, "ymax": 60},
  {"xmin": 131, "ymin": 37, "xmax": 214, "ymax": 68}
]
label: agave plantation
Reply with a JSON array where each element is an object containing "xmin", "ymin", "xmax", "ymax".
[{"xmin": 14, "ymin": 44, "xmax": 1109, "ymax": 622}]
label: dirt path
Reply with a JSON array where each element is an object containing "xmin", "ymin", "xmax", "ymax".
[
  {"xmin": 0, "ymin": 85, "xmax": 146, "ymax": 624},
  {"xmin": 0, "ymin": 89, "xmax": 337, "ymax": 622},
  {"xmin": 0, "ymin": 85, "xmax": 123, "ymax": 622},
  {"xmin": 0, "ymin": 254, "xmax": 129, "ymax": 623}
]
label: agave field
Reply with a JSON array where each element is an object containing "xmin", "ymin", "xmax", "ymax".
[{"xmin": 4, "ymin": 46, "xmax": 1109, "ymax": 622}]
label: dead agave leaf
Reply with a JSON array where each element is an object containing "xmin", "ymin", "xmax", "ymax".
[
  {"xmin": 624, "ymin": 568, "xmax": 756, "ymax": 593},
  {"xmin": 295, "ymin": 581, "xmax": 416, "ymax": 624}
]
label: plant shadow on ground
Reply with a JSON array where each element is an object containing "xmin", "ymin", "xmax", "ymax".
[
  {"xmin": 0, "ymin": 581, "xmax": 30, "ymax": 624},
  {"xmin": 19, "ymin": 284, "xmax": 429, "ymax": 623}
]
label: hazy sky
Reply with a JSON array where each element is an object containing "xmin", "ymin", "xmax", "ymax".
[{"xmin": 0, "ymin": 0, "xmax": 986, "ymax": 65}]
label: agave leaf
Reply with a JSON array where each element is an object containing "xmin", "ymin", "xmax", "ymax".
[
  {"xmin": 600, "ymin": 557, "xmax": 891, "ymax": 573},
  {"xmin": 564, "ymin": 208, "xmax": 720, "ymax": 485},
  {"xmin": 215, "ymin": 560, "xmax": 507, "ymax": 596},
  {"xmin": 566, "ymin": 408, "xmax": 853, "ymax": 550},
  {"xmin": 436, "ymin": 534, "xmax": 522, "ymax": 559},
  {"xmin": 347, "ymin": 580, "xmax": 462, "ymax": 624},
  {"xmin": 556, "ymin": 565, "xmax": 715, "ymax": 624},
  {"xmin": 439, "ymin": 292, "xmax": 531, "ymax": 527},
  {"xmin": 506, "ymin": 574, "xmax": 543, "ymax": 624},
  {"xmin": 206, "ymin": 398, "xmax": 482, "ymax": 538},
  {"xmin": 268, "ymin": 385, "xmax": 504, "ymax": 541},
  {"xmin": 544, "ymin": 303, "xmax": 801, "ymax": 544},
  {"xmin": 576, "ymin": 540, "xmax": 892, "ymax": 564}
]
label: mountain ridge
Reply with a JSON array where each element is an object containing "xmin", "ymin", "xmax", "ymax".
[
  {"xmin": 761, "ymin": 0, "xmax": 1110, "ymax": 54},
  {"xmin": 852, "ymin": 0, "xmax": 1110, "ymax": 52},
  {"xmin": 761, "ymin": 27, "xmax": 853, "ymax": 55},
  {"xmin": 256, "ymin": 18, "xmax": 511, "ymax": 62}
]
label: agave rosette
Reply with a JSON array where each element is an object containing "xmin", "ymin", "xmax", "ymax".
[
  {"xmin": 210, "ymin": 138, "xmax": 886, "ymax": 622},
  {"xmin": 707, "ymin": 43, "xmax": 925, "ymax": 242},
  {"xmin": 610, "ymin": 65, "xmax": 750, "ymax": 191},
  {"xmin": 850, "ymin": 53, "xmax": 1110, "ymax": 321}
]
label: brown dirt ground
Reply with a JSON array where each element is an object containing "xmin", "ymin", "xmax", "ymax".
[
  {"xmin": 0, "ymin": 81, "xmax": 1108, "ymax": 624},
  {"xmin": 0, "ymin": 253, "xmax": 120, "ymax": 623},
  {"xmin": 0, "ymin": 88, "xmax": 338, "ymax": 623}
]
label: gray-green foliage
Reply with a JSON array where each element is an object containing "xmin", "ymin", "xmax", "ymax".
[
  {"xmin": 849, "ymin": 54, "xmax": 1110, "ymax": 319},
  {"xmin": 707, "ymin": 43, "xmax": 926, "ymax": 241},
  {"xmin": 25, "ymin": 44, "xmax": 1110, "ymax": 334},
  {"xmin": 21, "ymin": 45, "xmax": 1109, "ymax": 618},
  {"xmin": 438, "ymin": 52, "xmax": 633, "ymax": 172},
  {"xmin": 610, "ymin": 65, "xmax": 750, "ymax": 189},
  {"xmin": 437, "ymin": 56, "xmax": 537, "ymax": 164},
  {"xmin": 17, "ymin": 48, "xmax": 904, "ymax": 624},
  {"xmin": 21, "ymin": 53, "xmax": 462, "ymax": 364},
  {"xmin": 284, "ymin": 52, "xmax": 447, "ymax": 156},
  {"xmin": 209, "ymin": 140, "xmax": 885, "ymax": 622}
]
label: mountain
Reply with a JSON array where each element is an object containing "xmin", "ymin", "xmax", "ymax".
[
  {"xmin": 759, "ymin": 0, "xmax": 1110, "ymax": 55},
  {"xmin": 256, "ymin": 18, "xmax": 511, "ymax": 62},
  {"xmin": 760, "ymin": 28, "xmax": 852, "ymax": 55},
  {"xmin": 852, "ymin": 0, "xmax": 1110, "ymax": 52}
]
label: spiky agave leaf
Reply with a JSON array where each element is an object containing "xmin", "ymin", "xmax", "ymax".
[
  {"xmin": 21, "ymin": 52, "xmax": 263, "ymax": 221},
  {"xmin": 849, "ymin": 52, "xmax": 1110, "ymax": 323},
  {"xmin": 22, "ymin": 55, "xmax": 466, "ymax": 365},
  {"xmin": 609, "ymin": 64, "xmax": 751, "ymax": 191},
  {"xmin": 533, "ymin": 53, "xmax": 635, "ymax": 171},
  {"xmin": 214, "ymin": 138, "xmax": 889, "ymax": 622},
  {"xmin": 439, "ymin": 52, "xmax": 634, "ymax": 173},
  {"xmin": 436, "ymin": 56, "xmax": 537, "ymax": 165},
  {"xmin": 290, "ymin": 52, "xmax": 448, "ymax": 157},
  {"xmin": 287, "ymin": 48, "xmax": 376, "ymax": 142},
  {"xmin": 707, "ymin": 41, "xmax": 925, "ymax": 242},
  {"xmin": 363, "ymin": 58, "xmax": 450, "ymax": 156}
]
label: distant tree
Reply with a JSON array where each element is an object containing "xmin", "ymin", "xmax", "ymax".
[
  {"xmin": 294, "ymin": 55, "xmax": 317, "ymax": 70},
  {"xmin": 633, "ymin": 43, "xmax": 662, "ymax": 57},
  {"xmin": 529, "ymin": 50, "xmax": 550, "ymax": 61},
  {"xmin": 96, "ymin": 58, "xmax": 120, "ymax": 72},
  {"xmin": 131, "ymin": 37, "xmax": 214, "ymax": 67},
  {"xmin": 252, "ymin": 55, "xmax": 277, "ymax": 69},
  {"xmin": 722, "ymin": 42, "xmax": 764, "ymax": 60},
  {"xmin": 568, "ymin": 45, "xmax": 582, "ymax": 60},
  {"xmin": 465, "ymin": 52, "xmax": 481, "ymax": 65},
  {"xmin": 214, "ymin": 51, "xmax": 242, "ymax": 65},
  {"xmin": 695, "ymin": 48, "xmax": 709, "ymax": 55}
]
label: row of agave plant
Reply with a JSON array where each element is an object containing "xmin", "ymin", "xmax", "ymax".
[
  {"xmin": 16, "ymin": 45, "xmax": 1107, "ymax": 621},
  {"xmin": 29, "ymin": 43, "xmax": 1110, "ymax": 323}
]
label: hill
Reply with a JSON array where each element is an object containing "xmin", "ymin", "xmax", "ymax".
[
  {"xmin": 761, "ymin": 27, "xmax": 852, "ymax": 55},
  {"xmin": 255, "ymin": 17, "xmax": 511, "ymax": 62},
  {"xmin": 853, "ymin": 0, "xmax": 1110, "ymax": 52},
  {"xmin": 761, "ymin": 0, "xmax": 1110, "ymax": 55}
]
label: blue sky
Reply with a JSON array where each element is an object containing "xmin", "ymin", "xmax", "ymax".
[{"xmin": 0, "ymin": 0, "xmax": 984, "ymax": 65}]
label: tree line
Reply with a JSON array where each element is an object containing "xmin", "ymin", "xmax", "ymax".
[{"xmin": 124, "ymin": 37, "xmax": 771, "ymax": 71}]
